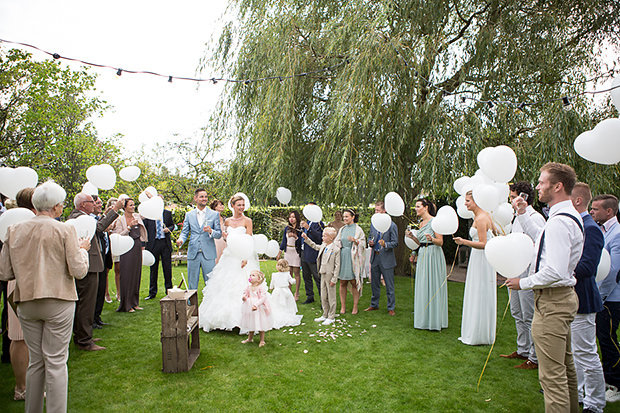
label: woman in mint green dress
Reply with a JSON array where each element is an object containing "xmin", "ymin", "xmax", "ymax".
[{"xmin": 407, "ymin": 199, "xmax": 448, "ymax": 330}]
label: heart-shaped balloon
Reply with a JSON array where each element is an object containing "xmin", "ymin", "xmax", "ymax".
[
  {"xmin": 82, "ymin": 181, "xmax": 99, "ymax": 196},
  {"xmin": 431, "ymin": 206, "xmax": 459, "ymax": 235},
  {"xmin": 276, "ymin": 187, "xmax": 292, "ymax": 205},
  {"xmin": 0, "ymin": 167, "xmax": 39, "ymax": 200},
  {"xmin": 492, "ymin": 203, "xmax": 514, "ymax": 228},
  {"xmin": 371, "ymin": 213, "xmax": 392, "ymax": 233},
  {"xmin": 119, "ymin": 166, "xmax": 141, "ymax": 182},
  {"xmin": 86, "ymin": 164, "xmax": 116, "ymax": 190},
  {"xmin": 473, "ymin": 184, "xmax": 500, "ymax": 212},
  {"xmin": 142, "ymin": 249, "xmax": 156, "ymax": 266},
  {"xmin": 265, "ymin": 240, "xmax": 280, "ymax": 258},
  {"xmin": 302, "ymin": 204, "xmax": 323, "ymax": 223},
  {"xmin": 0, "ymin": 208, "xmax": 36, "ymax": 242},
  {"xmin": 139, "ymin": 197, "xmax": 164, "ymax": 220},
  {"xmin": 227, "ymin": 232, "xmax": 254, "ymax": 260},
  {"xmin": 404, "ymin": 233, "xmax": 420, "ymax": 250},
  {"xmin": 478, "ymin": 146, "xmax": 518, "ymax": 183},
  {"xmin": 110, "ymin": 233, "xmax": 134, "ymax": 256},
  {"xmin": 138, "ymin": 186, "xmax": 158, "ymax": 204},
  {"xmin": 65, "ymin": 215, "xmax": 97, "ymax": 241},
  {"xmin": 455, "ymin": 195, "xmax": 475, "ymax": 219},
  {"xmin": 484, "ymin": 233, "xmax": 534, "ymax": 278},
  {"xmin": 252, "ymin": 234, "xmax": 269, "ymax": 254},
  {"xmin": 595, "ymin": 248, "xmax": 611, "ymax": 283},
  {"xmin": 453, "ymin": 176, "xmax": 471, "ymax": 195}
]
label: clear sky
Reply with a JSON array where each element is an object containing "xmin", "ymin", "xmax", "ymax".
[{"xmin": 0, "ymin": 0, "xmax": 228, "ymax": 155}]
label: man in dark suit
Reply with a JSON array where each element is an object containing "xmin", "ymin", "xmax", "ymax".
[
  {"xmin": 365, "ymin": 201, "xmax": 398, "ymax": 315},
  {"xmin": 299, "ymin": 202, "xmax": 324, "ymax": 304},
  {"xmin": 570, "ymin": 182, "xmax": 606, "ymax": 412},
  {"xmin": 93, "ymin": 195, "xmax": 113, "ymax": 329},
  {"xmin": 68, "ymin": 193, "xmax": 122, "ymax": 351},
  {"xmin": 143, "ymin": 196, "xmax": 174, "ymax": 300}
]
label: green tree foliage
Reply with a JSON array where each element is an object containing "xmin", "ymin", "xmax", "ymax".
[
  {"xmin": 207, "ymin": 0, "xmax": 620, "ymax": 205},
  {"xmin": 0, "ymin": 48, "xmax": 119, "ymax": 196}
]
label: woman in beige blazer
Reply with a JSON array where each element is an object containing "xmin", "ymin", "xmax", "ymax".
[{"xmin": 0, "ymin": 181, "xmax": 90, "ymax": 413}]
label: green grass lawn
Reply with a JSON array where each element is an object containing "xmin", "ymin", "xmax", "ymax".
[{"xmin": 1, "ymin": 262, "xmax": 607, "ymax": 412}]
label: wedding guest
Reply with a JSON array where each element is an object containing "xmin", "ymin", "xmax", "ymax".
[
  {"xmin": 569, "ymin": 183, "xmax": 606, "ymax": 412},
  {"xmin": 143, "ymin": 195, "xmax": 174, "ymax": 300},
  {"xmin": 268, "ymin": 259, "xmax": 303, "ymax": 328},
  {"xmin": 210, "ymin": 199, "xmax": 227, "ymax": 264},
  {"xmin": 407, "ymin": 198, "xmax": 448, "ymax": 330},
  {"xmin": 92, "ymin": 195, "xmax": 113, "ymax": 330},
  {"xmin": 300, "ymin": 203, "xmax": 324, "ymax": 304},
  {"xmin": 0, "ymin": 181, "xmax": 90, "ymax": 412},
  {"xmin": 591, "ymin": 194, "xmax": 620, "ymax": 403},
  {"xmin": 454, "ymin": 191, "xmax": 497, "ymax": 345},
  {"xmin": 7, "ymin": 187, "xmax": 35, "ymax": 401},
  {"xmin": 506, "ymin": 162, "xmax": 584, "ymax": 412},
  {"xmin": 365, "ymin": 201, "xmax": 398, "ymax": 316},
  {"xmin": 328, "ymin": 210, "xmax": 345, "ymax": 232},
  {"xmin": 276, "ymin": 211, "xmax": 302, "ymax": 300},
  {"xmin": 110, "ymin": 198, "xmax": 147, "ymax": 312},
  {"xmin": 500, "ymin": 181, "xmax": 544, "ymax": 369},
  {"xmin": 335, "ymin": 209, "xmax": 366, "ymax": 315},
  {"xmin": 68, "ymin": 192, "xmax": 120, "ymax": 351},
  {"xmin": 303, "ymin": 227, "xmax": 341, "ymax": 325},
  {"xmin": 106, "ymin": 197, "xmax": 122, "ymax": 300},
  {"xmin": 240, "ymin": 270, "xmax": 273, "ymax": 347}
]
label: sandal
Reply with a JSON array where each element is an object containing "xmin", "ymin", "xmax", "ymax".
[{"xmin": 14, "ymin": 388, "xmax": 26, "ymax": 401}]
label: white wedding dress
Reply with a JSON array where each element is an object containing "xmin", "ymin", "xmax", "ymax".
[
  {"xmin": 199, "ymin": 226, "xmax": 261, "ymax": 333},
  {"xmin": 458, "ymin": 227, "xmax": 497, "ymax": 345}
]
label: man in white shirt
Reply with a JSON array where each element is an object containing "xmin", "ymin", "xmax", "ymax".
[
  {"xmin": 591, "ymin": 194, "xmax": 620, "ymax": 403},
  {"xmin": 507, "ymin": 162, "xmax": 584, "ymax": 413},
  {"xmin": 501, "ymin": 182, "xmax": 546, "ymax": 370}
]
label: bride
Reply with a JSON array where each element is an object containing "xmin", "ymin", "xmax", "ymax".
[{"xmin": 199, "ymin": 195, "xmax": 260, "ymax": 332}]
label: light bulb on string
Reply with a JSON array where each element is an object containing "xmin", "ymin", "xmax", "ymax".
[
  {"xmin": 562, "ymin": 96, "xmax": 572, "ymax": 111},
  {"xmin": 116, "ymin": 68, "xmax": 122, "ymax": 76}
]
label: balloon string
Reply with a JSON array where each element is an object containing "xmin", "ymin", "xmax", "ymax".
[
  {"xmin": 424, "ymin": 244, "xmax": 460, "ymax": 311},
  {"xmin": 476, "ymin": 284, "xmax": 512, "ymax": 392}
]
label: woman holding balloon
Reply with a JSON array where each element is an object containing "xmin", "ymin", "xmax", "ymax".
[
  {"xmin": 276, "ymin": 211, "xmax": 302, "ymax": 300},
  {"xmin": 453, "ymin": 191, "xmax": 498, "ymax": 345},
  {"xmin": 335, "ymin": 209, "xmax": 366, "ymax": 315},
  {"xmin": 406, "ymin": 198, "xmax": 448, "ymax": 331}
]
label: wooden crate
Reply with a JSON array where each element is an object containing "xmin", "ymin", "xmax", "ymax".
[{"xmin": 160, "ymin": 290, "xmax": 200, "ymax": 373}]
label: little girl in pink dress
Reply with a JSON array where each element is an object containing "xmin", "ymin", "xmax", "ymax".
[{"xmin": 241, "ymin": 270, "xmax": 273, "ymax": 347}]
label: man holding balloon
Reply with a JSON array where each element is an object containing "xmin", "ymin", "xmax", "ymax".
[{"xmin": 506, "ymin": 162, "xmax": 584, "ymax": 413}]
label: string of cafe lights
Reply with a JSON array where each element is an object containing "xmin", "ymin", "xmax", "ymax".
[{"xmin": 1, "ymin": 37, "xmax": 619, "ymax": 109}]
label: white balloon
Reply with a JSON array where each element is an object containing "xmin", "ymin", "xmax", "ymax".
[
  {"xmin": 0, "ymin": 208, "xmax": 36, "ymax": 242},
  {"xmin": 302, "ymin": 204, "xmax": 323, "ymax": 223},
  {"xmin": 227, "ymin": 232, "xmax": 254, "ymax": 260},
  {"xmin": 86, "ymin": 164, "xmax": 116, "ymax": 190},
  {"xmin": 65, "ymin": 215, "xmax": 97, "ymax": 241},
  {"xmin": 138, "ymin": 186, "xmax": 158, "ymax": 204},
  {"xmin": 480, "ymin": 146, "xmax": 517, "ymax": 183},
  {"xmin": 265, "ymin": 240, "xmax": 280, "ymax": 258},
  {"xmin": 492, "ymin": 203, "xmax": 514, "ymax": 228},
  {"xmin": 574, "ymin": 120, "xmax": 620, "ymax": 165},
  {"xmin": 455, "ymin": 195, "xmax": 475, "ymax": 219},
  {"xmin": 431, "ymin": 206, "xmax": 459, "ymax": 235},
  {"xmin": 384, "ymin": 192, "xmax": 405, "ymax": 217},
  {"xmin": 82, "ymin": 181, "xmax": 99, "ymax": 196},
  {"xmin": 493, "ymin": 182, "xmax": 510, "ymax": 205},
  {"xmin": 404, "ymin": 233, "xmax": 420, "ymax": 250},
  {"xmin": 109, "ymin": 233, "xmax": 134, "ymax": 256},
  {"xmin": 139, "ymin": 197, "xmax": 165, "ymax": 220},
  {"xmin": 119, "ymin": 166, "xmax": 141, "ymax": 182},
  {"xmin": 252, "ymin": 234, "xmax": 269, "ymax": 254},
  {"xmin": 371, "ymin": 213, "xmax": 392, "ymax": 233},
  {"xmin": 484, "ymin": 233, "xmax": 534, "ymax": 277},
  {"xmin": 477, "ymin": 147, "xmax": 494, "ymax": 170},
  {"xmin": 453, "ymin": 176, "xmax": 471, "ymax": 195},
  {"xmin": 472, "ymin": 184, "xmax": 500, "ymax": 212},
  {"xmin": 142, "ymin": 249, "xmax": 156, "ymax": 266},
  {"xmin": 611, "ymin": 76, "xmax": 620, "ymax": 113},
  {"xmin": 596, "ymin": 249, "xmax": 612, "ymax": 283},
  {"xmin": 228, "ymin": 192, "xmax": 250, "ymax": 211},
  {"xmin": 0, "ymin": 167, "xmax": 39, "ymax": 200},
  {"xmin": 276, "ymin": 187, "xmax": 292, "ymax": 204}
]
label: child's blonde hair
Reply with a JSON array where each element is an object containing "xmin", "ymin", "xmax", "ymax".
[
  {"xmin": 251, "ymin": 270, "xmax": 265, "ymax": 284},
  {"xmin": 323, "ymin": 227, "xmax": 337, "ymax": 239},
  {"xmin": 276, "ymin": 259, "xmax": 290, "ymax": 272}
]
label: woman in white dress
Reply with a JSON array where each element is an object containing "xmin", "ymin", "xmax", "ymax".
[
  {"xmin": 199, "ymin": 195, "xmax": 260, "ymax": 332},
  {"xmin": 453, "ymin": 191, "xmax": 498, "ymax": 345}
]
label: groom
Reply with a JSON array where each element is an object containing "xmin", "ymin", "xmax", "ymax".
[{"xmin": 176, "ymin": 188, "xmax": 222, "ymax": 290}]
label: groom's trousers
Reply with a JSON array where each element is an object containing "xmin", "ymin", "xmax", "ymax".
[{"xmin": 187, "ymin": 251, "xmax": 215, "ymax": 290}]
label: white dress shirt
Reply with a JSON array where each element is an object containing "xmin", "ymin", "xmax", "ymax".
[
  {"xmin": 518, "ymin": 200, "xmax": 584, "ymax": 290},
  {"xmin": 196, "ymin": 207, "xmax": 206, "ymax": 228}
]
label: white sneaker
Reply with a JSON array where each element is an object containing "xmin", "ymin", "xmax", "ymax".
[
  {"xmin": 314, "ymin": 316, "xmax": 326, "ymax": 322},
  {"xmin": 322, "ymin": 318, "xmax": 335, "ymax": 325},
  {"xmin": 606, "ymin": 385, "xmax": 620, "ymax": 402}
]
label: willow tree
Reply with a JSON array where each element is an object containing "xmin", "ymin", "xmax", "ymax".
[{"xmin": 205, "ymin": 0, "xmax": 619, "ymax": 207}]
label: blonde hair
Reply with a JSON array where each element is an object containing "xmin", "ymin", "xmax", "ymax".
[
  {"xmin": 276, "ymin": 259, "xmax": 290, "ymax": 272},
  {"xmin": 323, "ymin": 227, "xmax": 337, "ymax": 239},
  {"xmin": 229, "ymin": 195, "xmax": 244, "ymax": 206},
  {"xmin": 251, "ymin": 270, "xmax": 265, "ymax": 284}
]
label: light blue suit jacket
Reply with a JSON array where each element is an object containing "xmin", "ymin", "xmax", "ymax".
[
  {"xmin": 369, "ymin": 222, "xmax": 398, "ymax": 269},
  {"xmin": 178, "ymin": 208, "xmax": 222, "ymax": 260},
  {"xmin": 599, "ymin": 218, "xmax": 620, "ymax": 302}
]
